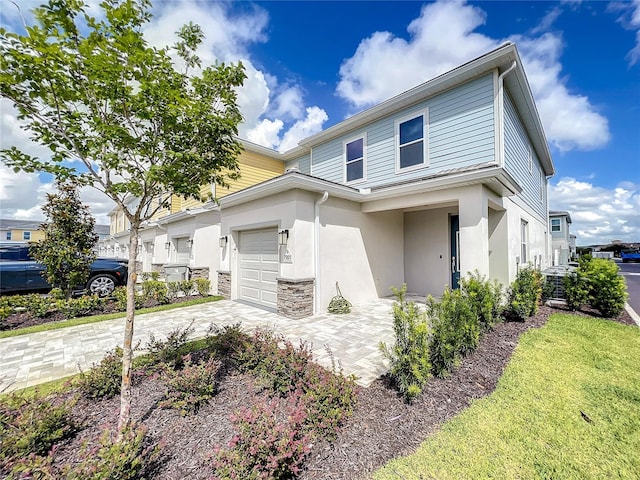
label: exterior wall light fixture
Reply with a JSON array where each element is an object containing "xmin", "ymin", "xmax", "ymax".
[
  {"xmin": 164, "ymin": 242, "xmax": 171, "ymax": 250},
  {"xmin": 278, "ymin": 229, "xmax": 289, "ymax": 246},
  {"xmin": 219, "ymin": 235, "xmax": 228, "ymax": 248}
]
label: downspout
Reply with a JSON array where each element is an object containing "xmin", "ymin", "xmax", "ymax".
[
  {"xmin": 497, "ymin": 61, "xmax": 517, "ymax": 168},
  {"xmin": 314, "ymin": 191, "xmax": 329, "ymax": 314}
]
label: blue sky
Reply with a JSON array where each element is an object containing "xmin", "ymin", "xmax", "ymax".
[{"xmin": 1, "ymin": 0, "xmax": 639, "ymax": 245}]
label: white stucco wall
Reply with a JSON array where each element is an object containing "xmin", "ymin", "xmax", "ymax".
[
  {"xmin": 505, "ymin": 196, "xmax": 549, "ymax": 280},
  {"xmin": 319, "ymin": 197, "xmax": 404, "ymax": 309},
  {"xmin": 404, "ymin": 207, "xmax": 456, "ymax": 296}
]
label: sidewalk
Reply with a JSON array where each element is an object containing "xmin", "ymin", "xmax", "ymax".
[{"xmin": 0, "ymin": 299, "xmax": 395, "ymax": 393}]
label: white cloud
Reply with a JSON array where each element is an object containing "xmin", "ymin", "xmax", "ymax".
[
  {"xmin": 278, "ymin": 107, "xmax": 328, "ymax": 152},
  {"xmin": 549, "ymin": 177, "xmax": 640, "ymax": 244},
  {"xmin": 336, "ymin": 0, "xmax": 610, "ymax": 152},
  {"xmin": 610, "ymin": 0, "xmax": 640, "ymax": 64}
]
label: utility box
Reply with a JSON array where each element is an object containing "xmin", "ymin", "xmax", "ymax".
[{"xmin": 164, "ymin": 264, "xmax": 189, "ymax": 282}]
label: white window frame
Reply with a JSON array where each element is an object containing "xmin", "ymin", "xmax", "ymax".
[
  {"xmin": 343, "ymin": 134, "xmax": 367, "ymax": 184},
  {"xmin": 5, "ymin": 232, "xmax": 11, "ymax": 240},
  {"xmin": 395, "ymin": 109, "xmax": 429, "ymax": 173},
  {"xmin": 551, "ymin": 218, "xmax": 561, "ymax": 232},
  {"xmin": 520, "ymin": 220, "xmax": 528, "ymax": 264},
  {"xmin": 23, "ymin": 231, "xmax": 31, "ymax": 241}
]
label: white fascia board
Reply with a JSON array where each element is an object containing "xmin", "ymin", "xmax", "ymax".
[
  {"xmin": 366, "ymin": 166, "xmax": 522, "ymax": 203},
  {"xmin": 219, "ymin": 173, "xmax": 364, "ymax": 208},
  {"xmin": 238, "ymin": 138, "xmax": 308, "ymax": 162}
]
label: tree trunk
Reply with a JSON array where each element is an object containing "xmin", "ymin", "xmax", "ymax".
[{"xmin": 118, "ymin": 224, "xmax": 139, "ymax": 434}]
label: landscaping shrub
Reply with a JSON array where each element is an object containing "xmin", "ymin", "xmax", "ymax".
[
  {"xmin": 112, "ymin": 286, "xmax": 128, "ymax": 311},
  {"xmin": 146, "ymin": 323, "xmax": 194, "ymax": 369},
  {"xmin": 25, "ymin": 294, "xmax": 53, "ymax": 318},
  {"xmin": 563, "ymin": 270, "xmax": 589, "ymax": 311},
  {"xmin": 76, "ymin": 347, "xmax": 123, "ymax": 399},
  {"xmin": 206, "ymin": 323, "xmax": 250, "ymax": 361},
  {"xmin": 167, "ymin": 281, "xmax": 181, "ymax": 302},
  {"xmin": 0, "ymin": 393, "xmax": 77, "ymax": 466},
  {"xmin": 585, "ymin": 259, "xmax": 627, "ymax": 317},
  {"xmin": 460, "ymin": 271, "xmax": 504, "ymax": 332},
  {"xmin": 58, "ymin": 294, "xmax": 104, "ymax": 319},
  {"xmin": 141, "ymin": 279, "xmax": 169, "ymax": 304},
  {"xmin": 427, "ymin": 287, "xmax": 478, "ymax": 378},
  {"xmin": 507, "ymin": 267, "xmax": 543, "ymax": 321},
  {"xmin": 159, "ymin": 355, "xmax": 222, "ymax": 415},
  {"xmin": 211, "ymin": 394, "xmax": 313, "ymax": 480},
  {"xmin": 195, "ymin": 278, "xmax": 211, "ymax": 296},
  {"xmin": 64, "ymin": 426, "xmax": 159, "ymax": 480},
  {"xmin": 140, "ymin": 271, "xmax": 160, "ymax": 282},
  {"xmin": 177, "ymin": 279, "xmax": 194, "ymax": 297},
  {"xmin": 379, "ymin": 284, "xmax": 431, "ymax": 403}
]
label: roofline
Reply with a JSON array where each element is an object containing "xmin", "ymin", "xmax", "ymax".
[{"xmin": 219, "ymin": 166, "xmax": 522, "ymax": 209}]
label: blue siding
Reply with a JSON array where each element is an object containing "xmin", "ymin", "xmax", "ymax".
[
  {"xmin": 310, "ymin": 73, "xmax": 495, "ymax": 188},
  {"xmin": 503, "ymin": 91, "xmax": 546, "ymax": 219},
  {"xmin": 286, "ymin": 153, "xmax": 311, "ymax": 174}
]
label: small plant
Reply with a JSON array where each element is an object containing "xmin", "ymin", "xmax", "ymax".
[
  {"xmin": 211, "ymin": 394, "xmax": 313, "ymax": 480},
  {"xmin": 563, "ymin": 270, "xmax": 588, "ymax": 311},
  {"xmin": 195, "ymin": 278, "xmax": 211, "ymax": 296},
  {"xmin": 58, "ymin": 294, "xmax": 104, "ymax": 319},
  {"xmin": 146, "ymin": 323, "xmax": 194, "ymax": 369},
  {"xmin": 507, "ymin": 266, "xmax": 543, "ymax": 321},
  {"xmin": 63, "ymin": 426, "xmax": 160, "ymax": 479},
  {"xmin": 379, "ymin": 284, "xmax": 431, "ymax": 403},
  {"xmin": 160, "ymin": 355, "xmax": 221, "ymax": 415},
  {"xmin": 76, "ymin": 347, "xmax": 123, "ymax": 399},
  {"xmin": 0, "ymin": 393, "xmax": 77, "ymax": 466},
  {"xmin": 427, "ymin": 287, "xmax": 478, "ymax": 378},
  {"xmin": 141, "ymin": 279, "xmax": 169, "ymax": 304},
  {"xmin": 460, "ymin": 271, "xmax": 504, "ymax": 331},
  {"xmin": 206, "ymin": 323, "xmax": 250, "ymax": 361},
  {"xmin": 25, "ymin": 294, "xmax": 53, "ymax": 318},
  {"xmin": 177, "ymin": 279, "xmax": 194, "ymax": 297},
  {"xmin": 111, "ymin": 286, "xmax": 143, "ymax": 311},
  {"xmin": 166, "ymin": 281, "xmax": 181, "ymax": 302}
]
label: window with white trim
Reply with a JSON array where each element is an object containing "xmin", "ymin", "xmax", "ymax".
[
  {"xmin": 396, "ymin": 111, "xmax": 428, "ymax": 171},
  {"xmin": 344, "ymin": 136, "xmax": 365, "ymax": 183},
  {"xmin": 520, "ymin": 220, "xmax": 528, "ymax": 264},
  {"xmin": 23, "ymin": 231, "xmax": 31, "ymax": 241},
  {"xmin": 5, "ymin": 232, "xmax": 11, "ymax": 240},
  {"xmin": 551, "ymin": 218, "xmax": 561, "ymax": 232}
]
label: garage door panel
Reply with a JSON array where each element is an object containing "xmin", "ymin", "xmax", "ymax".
[{"xmin": 239, "ymin": 228, "xmax": 278, "ymax": 309}]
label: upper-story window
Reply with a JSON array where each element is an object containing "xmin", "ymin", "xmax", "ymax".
[
  {"xmin": 396, "ymin": 110, "xmax": 428, "ymax": 172},
  {"xmin": 344, "ymin": 136, "xmax": 366, "ymax": 183},
  {"xmin": 23, "ymin": 231, "xmax": 31, "ymax": 241},
  {"xmin": 551, "ymin": 218, "xmax": 561, "ymax": 232},
  {"xmin": 5, "ymin": 232, "xmax": 11, "ymax": 240}
]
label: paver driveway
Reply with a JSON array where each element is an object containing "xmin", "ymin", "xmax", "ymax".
[{"xmin": 0, "ymin": 299, "xmax": 396, "ymax": 393}]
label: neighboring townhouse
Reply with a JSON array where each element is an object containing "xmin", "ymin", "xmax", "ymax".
[
  {"xmin": 218, "ymin": 42, "xmax": 555, "ymax": 318},
  {"xmin": 99, "ymin": 142, "xmax": 285, "ymax": 289},
  {"xmin": 549, "ymin": 210, "xmax": 573, "ymax": 265},
  {"xmin": 0, "ymin": 219, "xmax": 46, "ymax": 242}
]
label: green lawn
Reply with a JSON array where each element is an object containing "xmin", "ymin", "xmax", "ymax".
[
  {"xmin": 375, "ymin": 314, "xmax": 640, "ymax": 480},
  {"xmin": 0, "ymin": 295, "xmax": 223, "ymax": 339}
]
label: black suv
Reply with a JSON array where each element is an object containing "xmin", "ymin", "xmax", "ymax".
[{"xmin": 0, "ymin": 242, "xmax": 128, "ymax": 296}]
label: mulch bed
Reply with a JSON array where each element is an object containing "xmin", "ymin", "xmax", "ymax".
[{"xmin": 3, "ymin": 305, "xmax": 635, "ymax": 479}]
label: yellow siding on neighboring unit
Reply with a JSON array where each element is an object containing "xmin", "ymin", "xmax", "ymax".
[
  {"xmin": 11, "ymin": 229, "xmax": 45, "ymax": 242},
  {"xmin": 180, "ymin": 184, "xmax": 212, "ymax": 210},
  {"xmin": 217, "ymin": 150, "xmax": 284, "ymax": 198}
]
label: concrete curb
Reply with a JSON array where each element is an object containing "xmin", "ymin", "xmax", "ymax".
[{"xmin": 625, "ymin": 302, "xmax": 640, "ymax": 327}]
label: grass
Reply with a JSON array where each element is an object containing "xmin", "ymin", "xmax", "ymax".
[
  {"xmin": 374, "ymin": 314, "xmax": 640, "ymax": 480},
  {"xmin": 0, "ymin": 295, "xmax": 223, "ymax": 339}
]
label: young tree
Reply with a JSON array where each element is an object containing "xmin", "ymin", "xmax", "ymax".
[
  {"xmin": 30, "ymin": 178, "xmax": 98, "ymax": 298},
  {"xmin": 0, "ymin": 0, "xmax": 246, "ymax": 432}
]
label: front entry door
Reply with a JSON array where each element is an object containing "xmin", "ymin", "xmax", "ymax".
[{"xmin": 450, "ymin": 215, "xmax": 460, "ymax": 289}]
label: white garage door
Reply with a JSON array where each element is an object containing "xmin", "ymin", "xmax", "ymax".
[{"xmin": 239, "ymin": 228, "xmax": 279, "ymax": 309}]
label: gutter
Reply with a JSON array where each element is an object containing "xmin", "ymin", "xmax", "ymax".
[{"xmin": 314, "ymin": 191, "xmax": 329, "ymax": 314}]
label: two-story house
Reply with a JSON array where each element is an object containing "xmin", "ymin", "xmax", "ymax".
[
  {"xmin": 102, "ymin": 42, "xmax": 554, "ymax": 318},
  {"xmin": 549, "ymin": 210, "xmax": 574, "ymax": 265},
  {"xmin": 0, "ymin": 219, "xmax": 46, "ymax": 242},
  {"xmin": 217, "ymin": 42, "xmax": 555, "ymax": 318}
]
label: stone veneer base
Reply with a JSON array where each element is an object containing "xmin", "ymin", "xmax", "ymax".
[
  {"xmin": 217, "ymin": 270, "xmax": 231, "ymax": 299},
  {"xmin": 277, "ymin": 277, "xmax": 314, "ymax": 319}
]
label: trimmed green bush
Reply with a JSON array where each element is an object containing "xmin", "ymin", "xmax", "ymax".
[
  {"xmin": 195, "ymin": 278, "xmax": 211, "ymax": 296},
  {"xmin": 507, "ymin": 267, "xmax": 543, "ymax": 321},
  {"xmin": 141, "ymin": 280, "xmax": 169, "ymax": 304},
  {"xmin": 379, "ymin": 284, "xmax": 431, "ymax": 403},
  {"xmin": 567, "ymin": 256, "xmax": 627, "ymax": 318},
  {"xmin": 460, "ymin": 271, "xmax": 504, "ymax": 332},
  {"xmin": 427, "ymin": 287, "xmax": 478, "ymax": 378}
]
